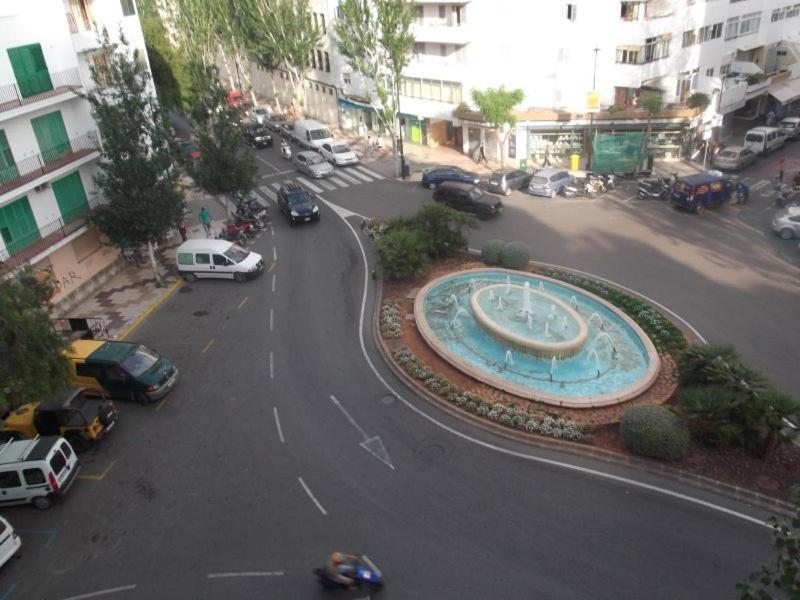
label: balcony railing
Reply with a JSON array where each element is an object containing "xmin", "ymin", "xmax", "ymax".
[
  {"xmin": 0, "ymin": 199, "xmax": 99, "ymax": 272},
  {"xmin": 0, "ymin": 131, "xmax": 100, "ymax": 198},
  {"xmin": 0, "ymin": 68, "xmax": 83, "ymax": 115}
]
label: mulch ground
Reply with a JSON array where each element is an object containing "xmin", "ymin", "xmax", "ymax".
[{"xmin": 381, "ymin": 254, "xmax": 800, "ymax": 501}]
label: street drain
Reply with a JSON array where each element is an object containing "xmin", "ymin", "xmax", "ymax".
[{"xmin": 193, "ymin": 310, "xmax": 209, "ymax": 317}]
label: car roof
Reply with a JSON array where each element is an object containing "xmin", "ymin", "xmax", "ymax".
[
  {"xmin": 720, "ymin": 145, "xmax": 748, "ymax": 153},
  {"xmin": 781, "ymin": 117, "xmax": 800, "ymax": 123},
  {"xmin": 747, "ymin": 126, "xmax": 778, "ymax": 133},
  {"xmin": 86, "ymin": 341, "xmax": 137, "ymax": 364},
  {"xmin": 67, "ymin": 339, "xmax": 105, "ymax": 360},
  {"xmin": 677, "ymin": 172, "xmax": 731, "ymax": 186},
  {"xmin": 0, "ymin": 436, "xmax": 60, "ymax": 464},
  {"xmin": 297, "ymin": 151, "xmax": 319, "ymax": 158},
  {"xmin": 533, "ymin": 167, "xmax": 566, "ymax": 177},
  {"xmin": 439, "ymin": 181, "xmax": 477, "ymax": 191},
  {"xmin": 39, "ymin": 387, "xmax": 87, "ymax": 411},
  {"xmin": 177, "ymin": 239, "xmax": 234, "ymax": 253}
]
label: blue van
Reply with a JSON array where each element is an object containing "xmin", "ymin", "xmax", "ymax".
[{"xmin": 670, "ymin": 172, "xmax": 749, "ymax": 213}]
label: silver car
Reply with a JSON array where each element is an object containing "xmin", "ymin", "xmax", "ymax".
[
  {"xmin": 293, "ymin": 151, "xmax": 334, "ymax": 178},
  {"xmin": 319, "ymin": 142, "xmax": 359, "ymax": 166},
  {"xmin": 712, "ymin": 146, "xmax": 757, "ymax": 171},
  {"xmin": 772, "ymin": 205, "xmax": 800, "ymax": 239}
]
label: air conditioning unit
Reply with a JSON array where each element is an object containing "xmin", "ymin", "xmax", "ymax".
[{"xmin": 33, "ymin": 182, "xmax": 50, "ymax": 192}]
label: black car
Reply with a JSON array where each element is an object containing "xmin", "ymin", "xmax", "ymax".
[
  {"xmin": 432, "ymin": 182, "xmax": 503, "ymax": 219},
  {"xmin": 277, "ymin": 182, "xmax": 320, "ymax": 225},
  {"xmin": 486, "ymin": 169, "xmax": 532, "ymax": 196},
  {"xmin": 265, "ymin": 113, "xmax": 286, "ymax": 132},
  {"xmin": 244, "ymin": 124, "xmax": 273, "ymax": 149},
  {"xmin": 421, "ymin": 165, "xmax": 481, "ymax": 189}
]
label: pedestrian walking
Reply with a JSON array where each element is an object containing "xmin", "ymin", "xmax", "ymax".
[
  {"xmin": 478, "ymin": 143, "xmax": 487, "ymax": 165},
  {"xmin": 177, "ymin": 217, "xmax": 188, "ymax": 242},
  {"xmin": 198, "ymin": 207, "xmax": 212, "ymax": 237},
  {"xmin": 767, "ymin": 110, "xmax": 776, "ymax": 127},
  {"xmin": 543, "ymin": 146, "xmax": 551, "ymax": 167},
  {"xmin": 366, "ymin": 135, "xmax": 373, "ymax": 157},
  {"xmin": 779, "ymin": 158, "xmax": 785, "ymax": 183}
]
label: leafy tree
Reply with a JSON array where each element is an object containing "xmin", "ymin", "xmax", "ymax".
[
  {"xmin": 239, "ymin": 0, "xmax": 319, "ymax": 114},
  {"xmin": 408, "ymin": 204, "xmax": 476, "ymax": 258},
  {"xmin": 84, "ymin": 32, "xmax": 185, "ymax": 287},
  {"xmin": 738, "ymin": 487, "xmax": 800, "ymax": 599},
  {"xmin": 637, "ymin": 91, "xmax": 662, "ymax": 171},
  {"xmin": 188, "ymin": 69, "xmax": 257, "ymax": 209},
  {"xmin": 0, "ymin": 270, "xmax": 71, "ymax": 410},
  {"xmin": 687, "ymin": 92, "xmax": 711, "ymax": 111},
  {"xmin": 335, "ymin": 0, "xmax": 415, "ymax": 176},
  {"xmin": 470, "ymin": 87, "xmax": 525, "ymax": 168},
  {"xmin": 138, "ymin": 0, "xmax": 189, "ymax": 109},
  {"xmin": 376, "ymin": 229, "xmax": 428, "ymax": 280}
]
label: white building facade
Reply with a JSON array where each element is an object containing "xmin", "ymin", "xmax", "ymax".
[{"xmin": 0, "ymin": 0, "xmax": 150, "ymax": 311}]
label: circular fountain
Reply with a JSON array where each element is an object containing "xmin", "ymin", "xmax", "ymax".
[{"xmin": 414, "ymin": 269, "xmax": 660, "ymax": 408}]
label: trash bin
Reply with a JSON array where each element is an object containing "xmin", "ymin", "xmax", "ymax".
[
  {"xmin": 570, "ymin": 153, "xmax": 580, "ymax": 171},
  {"xmin": 401, "ymin": 159, "xmax": 410, "ymax": 179}
]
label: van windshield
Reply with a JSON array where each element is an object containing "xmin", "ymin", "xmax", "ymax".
[
  {"xmin": 745, "ymin": 133, "xmax": 764, "ymax": 142},
  {"xmin": 310, "ymin": 128, "xmax": 332, "ymax": 140},
  {"xmin": 121, "ymin": 345, "xmax": 160, "ymax": 377},
  {"xmin": 224, "ymin": 245, "xmax": 250, "ymax": 263},
  {"xmin": 530, "ymin": 176, "xmax": 548, "ymax": 186}
]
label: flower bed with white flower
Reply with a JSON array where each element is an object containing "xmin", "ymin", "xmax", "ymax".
[{"xmin": 380, "ymin": 303, "xmax": 402, "ymax": 338}]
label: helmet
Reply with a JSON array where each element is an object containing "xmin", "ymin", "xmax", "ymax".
[{"xmin": 331, "ymin": 552, "xmax": 344, "ymax": 564}]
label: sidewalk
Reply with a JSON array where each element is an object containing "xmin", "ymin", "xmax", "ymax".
[{"xmin": 61, "ymin": 179, "xmax": 228, "ymax": 339}]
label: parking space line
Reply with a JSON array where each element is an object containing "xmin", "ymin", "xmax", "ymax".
[
  {"xmin": 154, "ymin": 395, "xmax": 169, "ymax": 412},
  {"xmin": 57, "ymin": 584, "xmax": 137, "ymax": 600},
  {"xmin": 237, "ymin": 296, "xmax": 249, "ymax": 310},
  {"xmin": 298, "ymin": 477, "xmax": 327, "ymax": 515},
  {"xmin": 295, "ymin": 176, "xmax": 323, "ymax": 193},
  {"xmin": 78, "ymin": 460, "xmax": 116, "ymax": 482},
  {"xmin": 270, "ymin": 182, "xmax": 281, "ymax": 191},
  {"xmin": 272, "ymin": 274, "xmax": 276, "ymax": 293},
  {"xmin": 202, "ymin": 338, "xmax": 215, "ymax": 354}
]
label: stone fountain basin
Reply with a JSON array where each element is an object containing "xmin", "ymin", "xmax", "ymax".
[{"xmin": 470, "ymin": 284, "xmax": 588, "ymax": 358}]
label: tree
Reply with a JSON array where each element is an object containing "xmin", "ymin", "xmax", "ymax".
[
  {"xmin": 687, "ymin": 92, "xmax": 711, "ymax": 112},
  {"xmin": 470, "ymin": 87, "xmax": 525, "ymax": 168},
  {"xmin": 738, "ymin": 487, "xmax": 800, "ymax": 599},
  {"xmin": 138, "ymin": 0, "xmax": 189, "ymax": 109},
  {"xmin": 239, "ymin": 0, "xmax": 319, "ymax": 115},
  {"xmin": 390, "ymin": 204, "xmax": 476, "ymax": 258},
  {"xmin": 85, "ymin": 32, "xmax": 185, "ymax": 287},
  {"xmin": 376, "ymin": 229, "xmax": 428, "ymax": 280},
  {"xmin": 335, "ymin": 0, "xmax": 415, "ymax": 176},
  {"xmin": 637, "ymin": 91, "xmax": 662, "ymax": 171},
  {"xmin": 0, "ymin": 270, "xmax": 72, "ymax": 411},
  {"xmin": 188, "ymin": 69, "xmax": 257, "ymax": 211}
]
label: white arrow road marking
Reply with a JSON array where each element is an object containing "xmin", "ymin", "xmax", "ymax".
[
  {"xmin": 330, "ymin": 395, "xmax": 395, "ymax": 470},
  {"xmin": 319, "ymin": 198, "xmax": 365, "ymax": 220}
]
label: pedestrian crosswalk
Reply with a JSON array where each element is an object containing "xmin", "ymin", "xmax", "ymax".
[{"xmin": 253, "ymin": 165, "xmax": 384, "ymax": 206}]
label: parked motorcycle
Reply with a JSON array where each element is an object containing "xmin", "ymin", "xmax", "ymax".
[{"xmin": 217, "ymin": 228, "xmax": 248, "ymax": 246}]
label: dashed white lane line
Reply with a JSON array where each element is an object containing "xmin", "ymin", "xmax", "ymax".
[
  {"xmin": 298, "ymin": 477, "xmax": 327, "ymax": 515},
  {"xmin": 273, "ymin": 246, "xmax": 277, "ymax": 261},
  {"xmin": 258, "ymin": 185, "xmax": 277, "ymax": 202},
  {"xmin": 269, "ymin": 351, "xmax": 274, "ymax": 379},
  {"xmin": 330, "ymin": 176, "xmax": 349, "ymax": 187},
  {"xmin": 343, "ymin": 167, "xmax": 373, "ymax": 182},
  {"xmin": 272, "ymin": 273, "xmax": 276, "ymax": 293},
  {"xmin": 269, "ymin": 307, "xmax": 274, "ymax": 331},
  {"xmin": 295, "ymin": 176, "xmax": 323, "ymax": 193},
  {"xmin": 331, "ymin": 204, "xmax": 769, "ymax": 529},
  {"xmin": 255, "ymin": 154, "xmax": 280, "ymax": 172},
  {"xmin": 335, "ymin": 170, "xmax": 361, "ymax": 184},
  {"xmin": 355, "ymin": 165, "xmax": 384, "ymax": 180},
  {"xmin": 273, "ymin": 407, "xmax": 285, "ymax": 443},
  {"xmin": 207, "ymin": 572, "xmax": 284, "ymax": 579},
  {"xmin": 58, "ymin": 585, "xmax": 137, "ymax": 600}
]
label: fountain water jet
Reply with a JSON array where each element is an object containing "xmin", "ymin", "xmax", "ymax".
[
  {"xmin": 526, "ymin": 313, "xmax": 533, "ymax": 330},
  {"xmin": 593, "ymin": 332, "xmax": 617, "ymax": 356},
  {"xmin": 549, "ymin": 357, "xmax": 557, "ymax": 381},
  {"xmin": 504, "ymin": 350, "xmax": 514, "ymax": 368},
  {"xmin": 506, "ymin": 275, "xmax": 511, "ymax": 294},
  {"xmin": 587, "ymin": 312, "xmax": 604, "ymax": 330},
  {"xmin": 570, "ymin": 295, "xmax": 578, "ymax": 310}
]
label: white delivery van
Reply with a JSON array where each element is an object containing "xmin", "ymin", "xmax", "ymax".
[
  {"xmin": 176, "ymin": 239, "xmax": 264, "ymax": 283},
  {"xmin": 0, "ymin": 516, "xmax": 21, "ymax": 568},
  {"xmin": 293, "ymin": 119, "xmax": 334, "ymax": 150},
  {"xmin": 0, "ymin": 436, "xmax": 80, "ymax": 510},
  {"xmin": 743, "ymin": 126, "xmax": 786, "ymax": 154}
]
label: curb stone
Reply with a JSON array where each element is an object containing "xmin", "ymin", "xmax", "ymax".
[{"xmin": 371, "ymin": 269, "xmax": 795, "ymax": 518}]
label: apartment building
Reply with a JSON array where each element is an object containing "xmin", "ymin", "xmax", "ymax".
[{"xmin": 0, "ymin": 0, "xmax": 150, "ymax": 312}]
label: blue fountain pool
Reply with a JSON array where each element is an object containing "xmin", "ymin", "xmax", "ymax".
[{"xmin": 415, "ymin": 269, "xmax": 660, "ymax": 407}]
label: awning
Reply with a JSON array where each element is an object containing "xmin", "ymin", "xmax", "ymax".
[
  {"xmin": 337, "ymin": 97, "xmax": 375, "ymax": 113},
  {"xmin": 769, "ymin": 78, "xmax": 800, "ymax": 104},
  {"xmin": 730, "ymin": 61, "xmax": 763, "ymax": 75}
]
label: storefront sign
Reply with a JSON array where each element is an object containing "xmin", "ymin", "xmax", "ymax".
[{"xmin": 587, "ymin": 91, "xmax": 600, "ymax": 113}]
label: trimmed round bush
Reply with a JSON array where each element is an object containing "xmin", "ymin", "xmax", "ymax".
[
  {"xmin": 619, "ymin": 405, "xmax": 690, "ymax": 461},
  {"xmin": 481, "ymin": 239, "xmax": 507, "ymax": 265},
  {"xmin": 500, "ymin": 241, "xmax": 531, "ymax": 269}
]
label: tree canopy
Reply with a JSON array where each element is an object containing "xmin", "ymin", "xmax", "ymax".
[{"xmin": 470, "ymin": 86, "xmax": 524, "ymax": 167}]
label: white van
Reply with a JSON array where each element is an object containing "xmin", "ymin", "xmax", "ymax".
[
  {"xmin": 743, "ymin": 126, "xmax": 786, "ymax": 154},
  {"xmin": 176, "ymin": 239, "xmax": 264, "ymax": 283},
  {"xmin": 0, "ymin": 516, "xmax": 21, "ymax": 568},
  {"xmin": 292, "ymin": 119, "xmax": 334, "ymax": 150},
  {"xmin": 0, "ymin": 436, "xmax": 80, "ymax": 510}
]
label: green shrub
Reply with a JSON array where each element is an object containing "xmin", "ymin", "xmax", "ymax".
[
  {"xmin": 375, "ymin": 229, "xmax": 429, "ymax": 280},
  {"xmin": 500, "ymin": 241, "xmax": 531, "ymax": 269},
  {"xmin": 619, "ymin": 405, "xmax": 690, "ymax": 460},
  {"xmin": 678, "ymin": 344, "xmax": 767, "ymax": 395},
  {"xmin": 481, "ymin": 239, "xmax": 506, "ymax": 265},
  {"xmin": 412, "ymin": 203, "xmax": 476, "ymax": 258}
]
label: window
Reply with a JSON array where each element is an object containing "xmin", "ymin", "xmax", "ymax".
[
  {"xmin": 313, "ymin": 13, "xmax": 318, "ymax": 29},
  {"xmin": 60, "ymin": 441, "xmax": 72, "ymax": 458},
  {"xmin": 557, "ymin": 48, "xmax": 570, "ymax": 62},
  {"xmin": 720, "ymin": 63, "xmax": 731, "ymax": 76},
  {"xmin": 343, "ymin": 72, "xmax": 351, "ymax": 85},
  {"xmin": 772, "ymin": 7, "xmax": 785, "ymax": 21},
  {"xmin": 324, "ymin": 51, "xmax": 330, "ymax": 72},
  {"xmin": 212, "ymin": 254, "xmax": 228, "ymax": 266},
  {"xmin": 616, "ymin": 47, "xmax": 640, "ymax": 64},
  {"xmin": 643, "ymin": 35, "xmax": 670, "ymax": 62},
  {"xmin": 566, "ymin": 3, "xmax": 577, "ymax": 20},
  {"xmin": 415, "ymin": 5, "xmax": 423, "ymax": 21},
  {"xmin": 438, "ymin": 4, "xmax": 445, "ymax": 19},
  {"xmin": 698, "ymin": 22, "xmax": 722, "ymax": 42},
  {"xmin": 682, "ymin": 30, "xmax": 696, "ymax": 47},
  {"xmin": 725, "ymin": 16, "xmax": 739, "ymax": 40},
  {"xmin": 24, "ymin": 468, "xmax": 45, "ymax": 485},
  {"xmin": 706, "ymin": 67, "xmax": 714, "ymax": 76},
  {"xmin": 316, "ymin": 50, "xmax": 323, "ymax": 70},
  {"xmin": 104, "ymin": 365, "xmax": 128, "ymax": 381},
  {"xmin": 738, "ymin": 12, "xmax": 761, "ymax": 36},
  {"xmin": 120, "ymin": 0, "xmax": 135, "ymax": 16},
  {"xmin": 0, "ymin": 471, "xmax": 21, "ymax": 489},
  {"xmin": 49, "ymin": 451, "xmax": 66, "ymax": 475},
  {"xmin": 196, "ymin": 253, "xmax": 210, "ymax": 265},
  {"xmin": 7, "ymin": 43, "xmax": 53, "ymax": 98},
  {"xmin": 76, "ymin": 362, "xmax": 104, "ymax": 379},
  {"xmin": 787, "ymin": 4, "xmax": 800, "ymax": 18},
  {"xmin": 320, "ymin": 14, "xmax": 326, "ymax": 33},
  {"xmin": 178, "ymin": 252, "xmax": 193, "ymax": 265},
  {"xmin": 620, "ymin": 1, "xmax": 642, "ymax": 21},
  {"xmin": 310, "ymin": 51, "xmax": 316, "ymax": 69}
]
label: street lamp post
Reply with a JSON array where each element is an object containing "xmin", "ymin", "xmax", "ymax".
[{"xmin": 586, "ymin": 46, "xmax": 601, "ymax": 171}]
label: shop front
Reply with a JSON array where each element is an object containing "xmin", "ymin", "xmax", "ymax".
[
  {"xmin": 400, "ymin": 113, "xmax": 428, "ymax": 146},
  {"xmin": 338, "ymin": 96, "xmax": 377, "ymax": 134}
]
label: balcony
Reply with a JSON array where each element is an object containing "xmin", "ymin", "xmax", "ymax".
[
  {"xmin": 0, "ymin": 132, "xmax": 100, "ymax": 199},
  {"xmin": 0, "ymin": 198, "xmax": 100, "ymax": 272},
  {"xmin": 0, "ymin": 68, "xmax": 83, "ymax": 117},
  {"xmin": 411, "ymin": 22, "xmax": 472, "ymax": 45}
]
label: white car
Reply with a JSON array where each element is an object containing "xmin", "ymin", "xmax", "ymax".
[
  {"xmin": 248, "ymin": 106, "xmax": 269, "ymax": 125},
  {"xmin": 0, "ymin": 516, "xmax": 21, "ymax": 568},
  {"xmin": 319, "ymin": 141, "xmax": 359, "ymax": 166}
]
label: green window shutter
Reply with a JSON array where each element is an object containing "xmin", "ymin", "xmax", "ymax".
[
  {"xmin": 31, "ymin": 111, "xmax": 70, "ymax": 165},
  {"xmin": 7, "ymin": 44, "xmax": 53, "ymax": 98},
  {"xmin": 120, "ymin": 0, "xmax": 136, "ymax": 16},
  {"xmin": 52, "ymin": 171, "xmax": 89, "ymax": 224},
  {"xmin": 0, "ymin": 196, "xmax": 39, "ymax": 256},
  {"xmin": 0, "ymin": 130, "xmax": 19, "ymax": 186}
]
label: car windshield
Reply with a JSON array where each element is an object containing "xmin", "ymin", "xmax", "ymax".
[
  {"xmin": 287, "ymin": 192, "xmax": 311, "ymax": 206},
  {"xmin": 780, "ymin": 121, "xmax": 795, "ymax": 127},
  {"xmin": 718, "ymin": 151, "xmax": 736, "ymax": 159},
  {"xmin": 310, "ymin": 128, "xmax": 332, "ymax": 140},
  {"xmin": 121, "ymin": 345, "xmax": 160, "ymax": 377},
  {"xmin": 745, "ymin": 133, "xmax": 764, "ymax": 142},
  {"xmin": 333, "ymin": 145, "xmax": 350, "ymax": 154},
  {"xmin": 530, "ymin": 176, "xmax": 548, "ymax": 185},
  {"xmin": 307, "ymin": 154, "xmax": 324, "ymax": 165},
  {"xmin": 223, "ymin": 245, "xmax": 250, "ymax": 263},
  {"xmin": 254, "ymin": 108, "xmax": 267, "ymax": 115}
]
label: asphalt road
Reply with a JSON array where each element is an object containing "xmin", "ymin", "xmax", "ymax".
[{"xmin": 0, "ymin": 139, "xmax": 790, "ymax": 599}]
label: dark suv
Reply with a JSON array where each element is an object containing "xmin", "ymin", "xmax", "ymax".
[
  {"xmin": 277, "ymin": 182, "xmax": 320, "ymax": 225},
  {"xmin": 244, "ymin": 124, "xmax": 273, "ymax": 149},
  {"xmin": 432, "ymin": 182, "xmax": 503, "ymax": 219}
]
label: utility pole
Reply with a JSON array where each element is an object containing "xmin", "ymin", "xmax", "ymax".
[{"xmin": 586, "ymin": 46, "xmax": 601, "ymax": 171}]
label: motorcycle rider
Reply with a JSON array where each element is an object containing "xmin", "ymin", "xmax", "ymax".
[
  {"xmin": 793, "ymin": 171, "xmax": 800, "ymax": 190},
  {"xmin": 280, "ymin": 140, "xmax": 292, "ymax": 159},
  {"xmin": 325, "ymin": 552, "xmax": 360, "ymax": 587}
]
